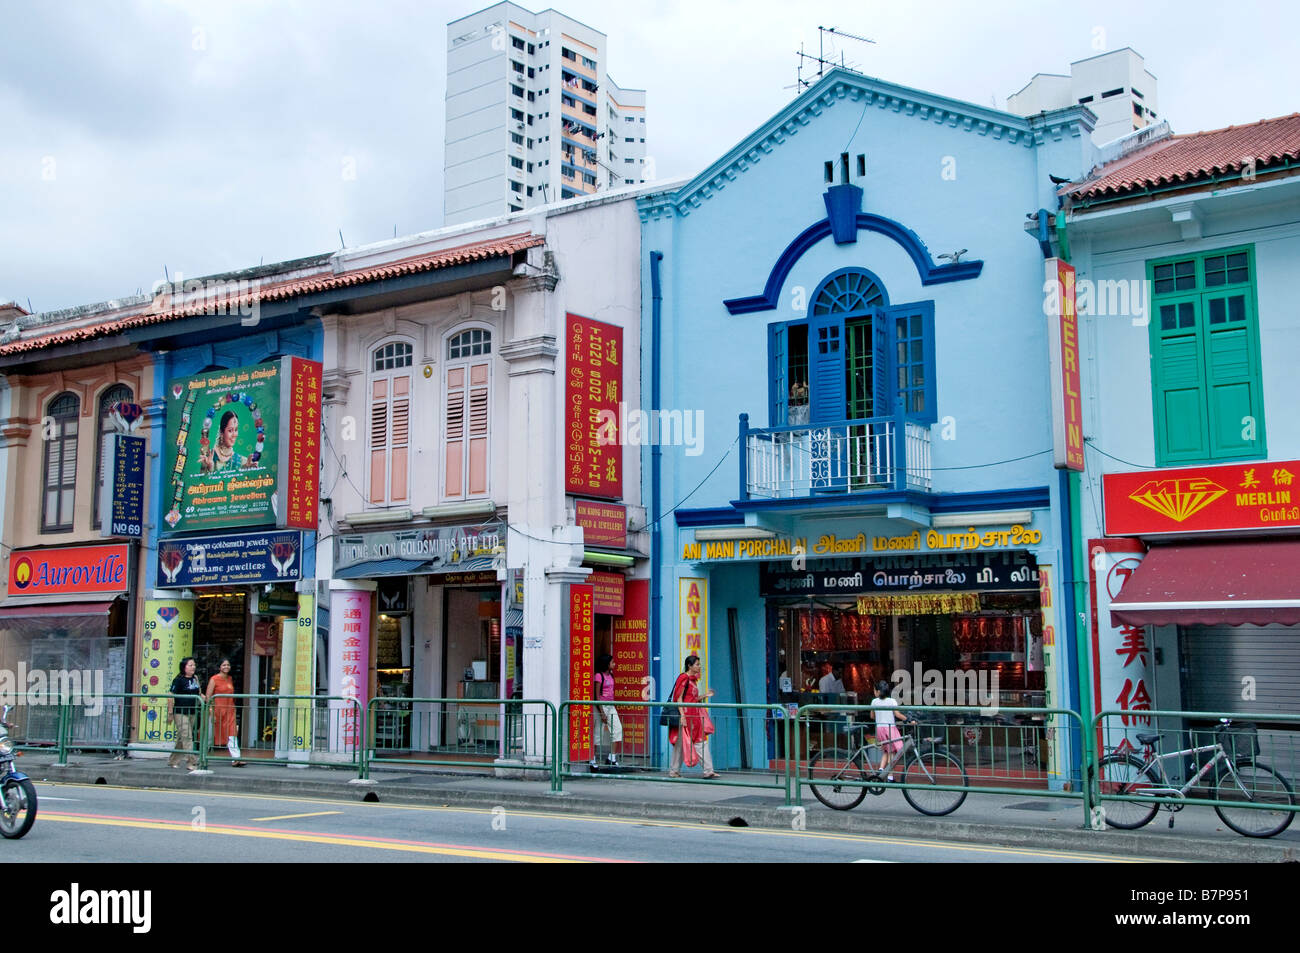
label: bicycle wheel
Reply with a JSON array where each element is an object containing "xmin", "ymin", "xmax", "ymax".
[
  {"xmin": 1097, "ymin": 754, "xmax": 1160, "ymax": 830},
  {"xmin": 902, "ymin": 748, "xmax": 968, "ymax": 816},
  {"xmin": 808, "ymin": 748, "xmax": 868, "ymax": 810},
  {"xmin": 1214, "ymin": 760, "xmax": 1295, "ymax": 838}
]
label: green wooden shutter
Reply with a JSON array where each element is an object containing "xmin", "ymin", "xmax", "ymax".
[
  {"xmin": 1151, "ymin": 294, "xmax": 1208, "ymax": 462},
  {"xmin": 1203, "ymin": 288, "xmax": 1263, "ymax": 457}
]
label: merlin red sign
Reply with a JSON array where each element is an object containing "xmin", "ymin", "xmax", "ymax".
[
  {"xmin": 1104, "ymin": 460, "xmax": 1300, "ymax": 536},
  {"xmin": 1045, "ymin": 259, "xmax": 1084, "ymax": 471},
  {"xmin": 565, "ymin": 315, "xmax": 623, "ymax": 500},
  {"xmin": 8, "ymin": 544, "xmax": 130, "ymax": 596}
]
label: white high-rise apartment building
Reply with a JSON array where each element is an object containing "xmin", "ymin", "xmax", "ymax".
[
  {"xmin": 1007, "ymin": 48, "xmax": 1159, "ymax": 146},
  {"xmin": 444, "ymin": 2, "xmax": 649, "ymax": 226}
]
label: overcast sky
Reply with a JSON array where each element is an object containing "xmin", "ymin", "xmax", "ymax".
[{"xmin": 3, "ymin": 0, "xmax": 1297, "ymax": 314}]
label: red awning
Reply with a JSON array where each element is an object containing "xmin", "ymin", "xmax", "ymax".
[
  {"xmin": 1110, "ymin": 540, "xmax": 1300, "ymax": 627},
  {"xmin": 0, "ymin": 600, "xmax": 115, "ymax": 619}
]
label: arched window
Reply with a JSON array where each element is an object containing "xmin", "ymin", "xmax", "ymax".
[
  {"xmin": 770, "ymin": 268, "xmax": 934, "ymax": 427},
  {"xmin": 94, "ymin": 384, "xmax": 134, "ymax": 529},
  {"xmin": 368, "ymin": 341, "xmax": 413, "ymax": 506},
  {"xmin": 42, "ymin": 392, "xmax": 80, "ymax": 532},
  {"xmin": 811, "ymin": 270, "xmax": 887, "ymax": 316},
  {"xmin": 443, "ymin": 329, "xmax": 491, "ymax": 500}
]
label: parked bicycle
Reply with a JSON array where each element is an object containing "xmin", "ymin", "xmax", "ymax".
[
  {"xmin": 806, "ymin": 713, "xmax": 969, "ymax": 816},
  {"xmin": 1098, "ymin": 719, "xmax": 1295, "ymax": 838}
]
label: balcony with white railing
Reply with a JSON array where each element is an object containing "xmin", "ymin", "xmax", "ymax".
[{"xmin": 739, "ymin": 413, "xmax": 933, "ymax": 501}]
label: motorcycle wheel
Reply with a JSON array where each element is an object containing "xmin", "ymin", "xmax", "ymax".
[{"xmin": 0, "ymin": 778, "xmax": 37, "ymax": 839}]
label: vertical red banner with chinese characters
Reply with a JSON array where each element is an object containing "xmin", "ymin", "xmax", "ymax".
[
  {"xmin": 568, "ymin": 584, "xmax": 595, "ymax": 762},
  {"xmin": 278, "ymin": 356, "xmax": 323, "ymax": 530},
  {"xmin": 1088, "ymin": 538, "xmax": 1150, "ymax": 759},
  {"xmin": 612, "ymin": 580, "xmax": 650, "ymax": 756},
  {"xmin": 329, "ymin": 589, "xmax": 371, "ymax": 753},
  {"xmin": 565, "ymin": 315, "xmax": 622, "ymax": 499}
]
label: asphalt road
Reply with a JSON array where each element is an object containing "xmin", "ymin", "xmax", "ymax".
[{"xmin": 11, "ymin": 781, "xmax": 1157, "ymax": 863}]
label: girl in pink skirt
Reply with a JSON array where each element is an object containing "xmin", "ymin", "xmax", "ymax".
[{"xmin": 871, "ymin": 680, "xmax": 909, "ymax": 781}]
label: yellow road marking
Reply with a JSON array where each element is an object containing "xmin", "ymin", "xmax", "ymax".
[
  {"xmin": 41, "ymin": 814, "xmax": 584, "ymax": 863},
  {"xmin": 249, "ymin": 811, "xmax": 342, "ymax": 821},
  {"xmin": 39, "ymin": 781, "xmax": 1160, "ymax": 863}
]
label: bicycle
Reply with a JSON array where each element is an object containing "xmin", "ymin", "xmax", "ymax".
[
  {"xmin": 806, "ymin": 713, "xmax": 969, "ymax": 816},
  {"xmin": 1098, "ymin": 719, "xmax": 1295, "ymax": 838}
]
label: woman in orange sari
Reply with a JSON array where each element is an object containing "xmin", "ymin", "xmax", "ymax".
[
  {"xmin": 206, "ymin": 658, "xmax": 243, "ymax": 766},
  {"xmin": 667, "ymin": 655, "xmax": 720, "ymax": 779}
]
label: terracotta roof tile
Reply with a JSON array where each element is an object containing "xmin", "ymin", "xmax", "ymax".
[
  {"xmin": 0, "ymin": 233, "xmax": 544, "ymax": 357},
  {"xmin": 1065, "ymin": 113, "xmax": 1300, "ymax": 202}
]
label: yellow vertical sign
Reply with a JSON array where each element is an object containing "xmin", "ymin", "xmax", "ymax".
[
  {"xmin": 678, "ymin": 577, "xmax": 708, "ymax": 692},
  {"xmin": 291, "ymin": 593, "xmax": 316, "ymax": 751},
  {"xmin": 138, "ymin": 599, "xmax": 194, "ymax": 742},
  {"xmin": 1037, "ymin": 565, "xmax": 1066, "ymax": 782}
]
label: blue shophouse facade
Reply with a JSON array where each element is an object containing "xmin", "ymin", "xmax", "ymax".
[{"xmin": 639, "ymin": 69, "xmax": 1101, "ymax": 779}]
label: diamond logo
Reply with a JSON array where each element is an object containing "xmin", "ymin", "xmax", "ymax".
[{"xmin": 1128, "ymin": 478, "xmax": 1227, "ymax": 522}]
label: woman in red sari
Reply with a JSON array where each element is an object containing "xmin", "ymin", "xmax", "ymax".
[
  {"xmin": 206, "ymin": 658, "xmax": 243, "ymax": 766},
  {"xmin": 668, "ymin": 655, "xmax": 720, "ymax": 779}
]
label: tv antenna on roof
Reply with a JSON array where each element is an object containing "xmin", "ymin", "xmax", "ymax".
[{"xmin": 792, "ymin": 25, "xmax": 876, "ymax": 93}]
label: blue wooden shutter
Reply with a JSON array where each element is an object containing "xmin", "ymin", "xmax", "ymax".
[
  {"xmin": 809, "ymin": 313, "xmax": 845, "ymax": 424},
  {"xmin": 769, "ymin": 322, "xmax": 787, "ymax": 426},
  {"xmin": 886, "ymin": 303, "xmax": 936, "ymax": 424},
  {"xmin": 872, "ymin": 310, "xmax": 891, "ymax": 418}
]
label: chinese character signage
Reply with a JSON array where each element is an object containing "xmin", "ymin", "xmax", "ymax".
[
  {"xmin": 136, "ymin": 599, "xmax": 193, "ymax": 742},
  {"xmin": 8, "ymin": 544, "xmax": 129, "ymax": 596},
  {"xmin": 565, "ymin": 315, "xmax": 622, "ymax": 499},
  {"xmin": 1088, "ymin": 538, "xmax": 1152, "ymax": 758},
  {"xmin": 329, "ymin": 589, "xmax": 371, "ymax": 753},
  {"xmin": 612, "ymin": 580, "xmax": 649, "ymax": 756},
  {"xmin": 589, "ymin": 571, "xmax": 625, "ymax": 615},
  {"xmin": 99, "ymin": 433, "xmax": 146, "ymax": 539},
  {"xmin": 1045, "ymin": 259, "xmax": 1084, "ymax": 471},
  {"xmin": 678, "ymin": 577, "xmax": 708, "ymax": 690},
  {"xmin": 575, "ymin": 500, "xmax": 627, "ymax": 548},
  {"xmin": 1104, "ymin": 460, "xmax": 1300, "ymax": 536},
  {"xmin": 156, "ymin": 530, "xmax": 302, "ymax": 588},
  {"xmin": 568, "ymin": 584, "xmax": 595, "ymax": 762},
  {"xmin": 277, "ymin": 356, "xmax": 322, "ymax": 531},
  {"xmin": 161, "ymin": 357, "xmax": 322, "ymax": 533},
  {"xmin": 289, "ymin": 593, "xmax": 315, "ymax": 752}
]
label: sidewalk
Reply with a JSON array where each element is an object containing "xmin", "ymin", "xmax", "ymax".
[{"xmin": 21, "ymin": 751, "xmax": 1298, "ymax": 862}]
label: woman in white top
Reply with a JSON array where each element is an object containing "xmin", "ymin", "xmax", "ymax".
[{"xmin": 870, "ymin": 679, "xmax": 909, "ymax": 781}]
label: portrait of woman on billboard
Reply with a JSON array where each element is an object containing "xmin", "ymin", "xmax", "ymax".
[{"xmin": 199, "ymin": 409, "xmax": 249, "ymax": 473}]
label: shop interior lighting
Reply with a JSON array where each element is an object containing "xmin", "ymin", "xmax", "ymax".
[
  {"xmin": 694, "ymin": 527, "xmax": 778, "ymax": 542},
  {"xmin": 930, "ymin": 510, "xmax": 1033, "ymax": 528},
  {"xmin": 582, "ymin": 551, "xmax": 635, "ymax": 567}
]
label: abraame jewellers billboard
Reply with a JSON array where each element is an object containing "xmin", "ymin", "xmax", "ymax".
[{"xmin": 161, "ymin": 357, "xmax": 321, "ymax": 533}]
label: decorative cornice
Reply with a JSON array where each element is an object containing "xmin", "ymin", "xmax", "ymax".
[{"xmin": 642, "ymin": 70, "xmax": 1052, "ymax": 220}]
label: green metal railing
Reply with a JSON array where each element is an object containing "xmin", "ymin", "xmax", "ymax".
[
  {"xmin": 793, "ymin": 705, "xmax": 1088, "ymax": 814},
  {"xmin": 556, "ymin": 700, "xmax": 793, "ymax": 802},
  {"xmin": 1093, "ymin": 708, "xmax": 1299, "ymax": 829},
  {"xmin": 200, "ymin": 694, "xmax": 363, "ymax": 771},
  {"xmin": 359, "ymin": 697, "xmax": 556, "ymax": 783}
]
